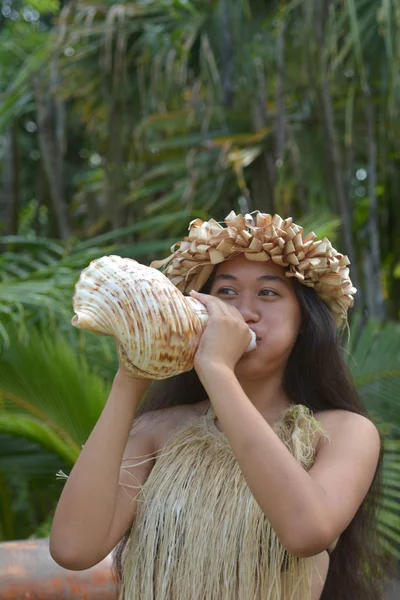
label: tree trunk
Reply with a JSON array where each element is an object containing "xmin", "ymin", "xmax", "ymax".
[
  {"xmin": 218, "ymin": 0, "xmax": 234, "ymax": 109},
  {"xmin": 362, "ymin": 77, "xmax": 385, "ymax": 320},
  {"xmin": 275, "ymin": 18, "xmax": 286, "ymax": 166},
  {"xmin": 1, "ymin": 126, "xmax": 19, "ymax": 235},
  {"xmin": 103, "ymin": 92, "xmax": 129, "ymax": 231},
  {"xmin": 315, "ymin": 0, "xmax": 362, "ymax": 302},
  {"xmin": 274, "ymin": 16, "xmax": 287, "ymax": 213},
  {"xmin": 286, "ymin": 121, "xmax": 307, "ymax": 214},
  {"xmin": 35, "ymin": 65, "xmax": 70, "ymax": 241},
  {"xmin": 251, "ymin": 64, "xmax": 276, "ymax": 214}
]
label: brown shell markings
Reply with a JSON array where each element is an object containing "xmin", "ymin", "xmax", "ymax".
[{"xmin": 72, "ymin": 255, "xmax": 256, "ymax": 380}]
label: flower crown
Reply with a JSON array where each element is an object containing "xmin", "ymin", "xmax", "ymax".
[{"xmin": 151, "ymin": 211, "xmax": 356, "ymax": 324}]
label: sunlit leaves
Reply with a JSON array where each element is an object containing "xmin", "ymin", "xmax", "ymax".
[{"xmin": 0, "ymin": 212, "xmax": 195, "ymax": 344}]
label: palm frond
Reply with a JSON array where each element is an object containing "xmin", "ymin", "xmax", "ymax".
[
  {"xmin": 379, "ymin": 439, "xmax": 400, "ymax": 557},
  {"xmin": 347, "ymin": 320, "xmax": 400, "ymax": 433},
  {"xmin": 0, "ymin": 434, "xmax": 68, "ymax": 541},
  {"xmin": 0, "ymin": 213, "xmax": 193, "ymax": 345},
  {"xmin": 0, "ymin": 413, "xmax": 78, "ymax": 465},
  {"xmin": 0, "ymin": 328, "xmax": 109, "ymax": 447},
  {"xmin": 344, "ymin": 320, "xmax": 400, "ymax": 554}
]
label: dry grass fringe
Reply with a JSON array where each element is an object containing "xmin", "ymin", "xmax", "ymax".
[{"xmin": 119, "ymin": 404, "xmax": 328, "ymax": 600}]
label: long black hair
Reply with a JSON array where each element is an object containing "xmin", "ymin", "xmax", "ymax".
[{"xmin": 115, "ymin": 276, "xmax": 390, "ymax": 599}]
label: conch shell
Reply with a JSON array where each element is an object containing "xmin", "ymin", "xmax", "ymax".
[{"xmin": 71, "ymin": 255, "xmax": 256, "ymax": 380}]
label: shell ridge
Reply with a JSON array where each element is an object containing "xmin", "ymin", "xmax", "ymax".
[{"xmin": 71, "ymin": 256, "xmax": 209, "ymax": 379}]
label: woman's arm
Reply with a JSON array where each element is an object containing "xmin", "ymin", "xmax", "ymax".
[
  {"xmin": 49, "ymin": 370, "xmax": 154, "ymax": 570},
  {"xmin": 196, "ymin": 363, "xmax": 380, "ymax": 558},
  {"xmin": 191, "ymin": 290, "xmax": 381, "ymax": 558}
]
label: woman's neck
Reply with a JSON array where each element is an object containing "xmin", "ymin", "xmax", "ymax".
[{"xmin": 235, "ymin": 371, "xmax": 292, "ymax": 424}]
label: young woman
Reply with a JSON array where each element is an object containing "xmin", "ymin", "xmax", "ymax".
[{"xmin": 50, "ymin": 212, "xmax": 387, "ymax": 599}]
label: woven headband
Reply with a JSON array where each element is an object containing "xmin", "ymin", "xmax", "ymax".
[{"xmin": 151, "ymin": 211, "xmax": 356, "ymax": 324}]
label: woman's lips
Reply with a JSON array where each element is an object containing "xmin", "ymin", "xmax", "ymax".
[
  {"xmin": 248, "ymin": 329, "xmax": 262, "ymax": 347},
  {"xmin": 250, "ymin": 331, "xmax": 262, "ymax": 344}
]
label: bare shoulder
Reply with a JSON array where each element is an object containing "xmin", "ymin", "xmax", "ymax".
[
  {"xmin": 313, "ymin": 408, "xmax": 381, "ymax": 455},
  {"xmin": 306, "ymin": 409, "xmax": 382, "ymax": 552},
  {"xmin": 133, "ymin": 400, "xmax": 209, "ymax": 454}
]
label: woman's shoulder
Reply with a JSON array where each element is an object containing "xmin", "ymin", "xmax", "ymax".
[
  {"xmin": 313, "ymin": 407, "xmax": 379, "ymax": 431},
  {"xmin": 312, "ymin": 408, "xmax": 381, "ymax": 452}
]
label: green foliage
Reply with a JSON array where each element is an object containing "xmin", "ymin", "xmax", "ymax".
[
  {"xmin": 0, "ymin": 212, "xmax": 196, "ymax": 344},
  {"xmin": 0, "ymin": 327, "xmax": 110, "ymax": 539},
  {"xmin": 349, "ymin": 319, "xmax": 400, "ymax": 435},
  {"xmin": 0, "ymin": 327, "xmax": 109, "ymax": 450},
  {"xmin": 0, "ymin": 434, "xmax": 68, "ymax": 540},
  {"xmin": 0, "ymin": 0, "xmax": 58, "ymax": 127},
  {"xmin": 1, "ymin": 0, "xmax": 399, "ymax": 321},
  {"xmin": 344, "ymin": 318, "xmax": 400, "ymax": 556},
  {"xmin": 29, "ymin": 0, "xmax": 58, "ymax": 13}
]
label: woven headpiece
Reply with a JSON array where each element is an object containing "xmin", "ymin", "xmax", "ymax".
[{"xmin": 151, "ymin": 211, "xmax": 356, "ymax": 324}]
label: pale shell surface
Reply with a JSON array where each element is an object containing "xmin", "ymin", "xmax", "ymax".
[
  {"xmin": 72, "ymin": 255, "xmax": 256, "ymax": 379},
  {"xmin": 72, "ymin": 256, "xmax": 209, "ymax": 379}
]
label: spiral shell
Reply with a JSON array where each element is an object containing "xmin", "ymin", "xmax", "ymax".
[{"xmin": 72, "ymin": 255, "xmax": 255, "ymax": 380}]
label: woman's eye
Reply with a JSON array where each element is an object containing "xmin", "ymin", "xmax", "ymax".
[
  {"xmin": 217, "ymin": 287, "xmax": 236, "ymax": 296},
  {"xmin": 259, "ymin": 289, "xmax": 279, "ymax": 297},
  {"xmin": 216, "ymin": 288, "xmax": 278, "ymax": 298}
]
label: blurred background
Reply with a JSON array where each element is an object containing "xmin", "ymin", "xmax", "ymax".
[{"xmin": 0, "ymin": 0, "xmax": 399, "ymax": 591}]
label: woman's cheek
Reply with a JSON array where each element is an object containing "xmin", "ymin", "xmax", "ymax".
[{"xmin": 265, "ymin": 321, "xmax": 298, "ymax": 354}]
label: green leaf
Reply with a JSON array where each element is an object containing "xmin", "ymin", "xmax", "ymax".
[
  {"xmin": 0, "ymin": 414, "xmax": 78, "ymax": 465},
  {"xmin": 76, "ymin": 212, "xmax": 193, "ymax": 250},
  {"xmin": 0, "ymin": 328, "xmax": 109, "ymax": 447}
]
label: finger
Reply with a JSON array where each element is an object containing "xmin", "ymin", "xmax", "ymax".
[
  {"xmin": 190, "ymin": 291, "xmax": 231, "ymax": 317},
  {"xmin": 192, "ymin": 291, "xmax": 238, "ymax": 317}
]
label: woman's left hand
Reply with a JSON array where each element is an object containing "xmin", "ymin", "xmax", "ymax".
[{"xmin": 190, "ymin": 290, "xmax": 253, "ymax": 373}]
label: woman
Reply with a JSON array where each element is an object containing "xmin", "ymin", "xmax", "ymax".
[{"xmin": 50, "ymin": 212, "xmax": 386, "ymax": 599}]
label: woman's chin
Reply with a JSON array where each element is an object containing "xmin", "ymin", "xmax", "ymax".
[{"xmin": 234, "ymin": 356, "xmax": 264, "ymax": 378}]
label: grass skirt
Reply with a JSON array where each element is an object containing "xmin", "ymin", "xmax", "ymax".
[{"xmin": 119, "ymin": 404, "xmax": 326, "ymax": 600}]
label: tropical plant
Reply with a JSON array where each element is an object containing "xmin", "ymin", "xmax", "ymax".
[
  {"xmin": 346, "ymin": 318, "xmax": 400, "ymax": 557},
  {"xmin": 0, "ymin": 434, "xmax": 67, "ymax": 540},
  {"xmin": 1, "ymin": 0, "xmax": 399, "ymax": 319},
  {"xmin": 0, "ymin": 211, "xmax": 197, "ymax": 346},
  {"xmin": 0, "ymin": 327, "xmax": 110, "ymax": 540}
]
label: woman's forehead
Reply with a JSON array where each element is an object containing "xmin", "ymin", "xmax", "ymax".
[{"xmin": 214, "ymin": 255, "xmax": 288, "ymax": 280}]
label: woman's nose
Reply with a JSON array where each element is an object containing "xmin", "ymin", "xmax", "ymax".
[{"xmin": 236, "ymin": 299, "xmax": 260, "ymax": 323}]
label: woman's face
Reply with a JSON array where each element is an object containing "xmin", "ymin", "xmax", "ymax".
[{"xmin": 209, "ymin": 255, "xmax": 302, "ymax": 381}]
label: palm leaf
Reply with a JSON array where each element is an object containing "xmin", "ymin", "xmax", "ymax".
[
  {"xmin": 0, "ymin": 434, "xmax": 69, "ymax": 475},
  {"xmin": 0, "ymin": 328, "xmax": 109, "ymax": 447},
  {"xmin": 0, "ymin": 38, "xmax": 54, "ymax": 133},
  {"xmin": 0, "ymin": 214, "xmax": 194, "ymax": 345},
  {"xmin": 345, "ymin": 320, "xmax": 400, "ymax": 555},
  {"xmin": 0, "ymin": 414, "xmax": 78, "ymax": 465},
  {"xmin": 379, "ymin": 440, "xmax": 400, "ymax": 558},
  {"xmin": 0, "ymin": 434, "xmax": 68, "ymax": 541},
  {"xmin": 348, "ymin": 319, "xmax": 400, "ymax": 433}
]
